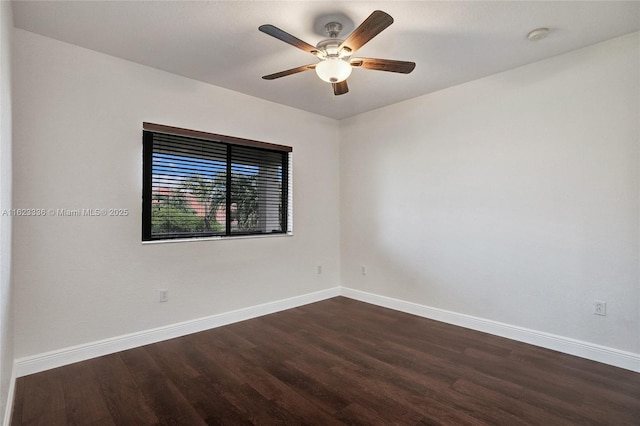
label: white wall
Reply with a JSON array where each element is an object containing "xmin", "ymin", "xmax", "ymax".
[
  {"xmin": 0, "ymin": 1, "xmax": 14, "ymax": 422},
  {"xmin": 12, "ymin": 29, "xmax": 341, "ymax": 359},
  {"xmin": 341, "ymin": 33, "xmax": 640, "ymax": 353}
]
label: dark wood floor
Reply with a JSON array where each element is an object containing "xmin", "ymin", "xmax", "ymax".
[{"xmin": 11, "ymin": 297, "xmax": 640, "ymax": 425}]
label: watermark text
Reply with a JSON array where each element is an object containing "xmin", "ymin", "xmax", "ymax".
[{"xmin": 1, "ymin": 208, "xmax": 129, "ymax": 217}]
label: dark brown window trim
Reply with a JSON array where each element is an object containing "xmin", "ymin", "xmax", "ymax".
[{"xmin": 142, "ymin": 122, "xmax": 293, "ymax": 153}]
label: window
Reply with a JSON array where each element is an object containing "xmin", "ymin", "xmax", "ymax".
[{"xmin": 142, "ymin": 123, "xmax": 292, "ymax": 241}]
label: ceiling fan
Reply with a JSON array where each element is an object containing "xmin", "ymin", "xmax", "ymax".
[{"xmin": 259, "ymin": 10, "xmax": 416, "ymax": 96}]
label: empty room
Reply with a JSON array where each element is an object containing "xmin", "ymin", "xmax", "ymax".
[{"xmin": 0, "ymin": 1, "xmax": 639, "ymax": 424}]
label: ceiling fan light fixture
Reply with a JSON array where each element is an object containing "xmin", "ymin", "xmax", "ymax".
[{"xmin": 315, "ymin": 57, "xmax": 352, "ymax": 83}]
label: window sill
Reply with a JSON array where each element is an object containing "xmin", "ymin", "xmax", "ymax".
[{"xmin": 141, "ymin": 232, "xmax": 293, "ymax": 245}]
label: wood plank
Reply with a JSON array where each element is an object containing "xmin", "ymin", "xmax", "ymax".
[
  {"xmin": 335, "ymin": 402, "xmax": 388, "ymax": 425},
  {"xmin": 88, "ymin": 354, "xmax": 159, "ymax": 425},
  {"xmin": 192, "ymin": 331, "xmax": 344, "ymax": 425},
  {"xmin": 59, "ymin": 361, "xmax": 114, "ymax": 425},
  {"xmin": 19, "ymin": 369, "xmax": 67, "ymax": 425},
  {"xmin": 119, "ymin": 347, "xmax": 206, "ymax": 425},
  {"xmin": 143, "ymin": 338, "xmax": 252, "ymax": 424}
]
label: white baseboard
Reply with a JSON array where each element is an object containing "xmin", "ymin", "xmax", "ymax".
[
  {"xmin": 340, "ymin": 287, "xmax": 640, "ymax": 373},
  {"xmin": 14, "ymin": 287, "xmax": 341, "ymax": 378}
]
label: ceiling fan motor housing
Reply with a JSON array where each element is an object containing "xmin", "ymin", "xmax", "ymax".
[{"xmin": 316, "ymin": 38, "xmax": 345, "ymax": 57}]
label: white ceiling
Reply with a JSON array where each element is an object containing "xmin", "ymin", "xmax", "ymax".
[{"xmin": 11, "ymin": 1, "xmax": 640, "ymax": 120}]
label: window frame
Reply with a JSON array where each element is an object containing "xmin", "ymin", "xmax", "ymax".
[{"xmin": 142, "ymin": 122, "xmax": 292, "ymax": 242}]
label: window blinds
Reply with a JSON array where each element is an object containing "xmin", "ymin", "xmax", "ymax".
[{"xmin": 142, "ymin": 123, "xmax": 291, "ymax": 241}]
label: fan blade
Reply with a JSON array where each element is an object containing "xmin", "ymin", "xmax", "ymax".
[
  {"xmin": 350, "ymin": 58, "xmax": 416, "ymax": 74},
  {"xmin": 262, "ymin": 64, "xmax": 316, "ymax": 80},
  {"xmin": 259, "ymin": 24, "xmax": 320, "ymax": 56},
  {"xmin": 339, "ymin": 10, "xmax": 394, "ymax": 54},
  {"xmin": 332, "ymin": 80, "xmax": 349, "ymax": 96}
]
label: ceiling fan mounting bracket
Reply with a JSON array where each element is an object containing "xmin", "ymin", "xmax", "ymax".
[{"xmin": 324, "ymin": 22, "xmax": 343, "ymax": 38}]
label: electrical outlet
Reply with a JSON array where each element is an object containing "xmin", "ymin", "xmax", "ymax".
[
  {"xmin": 361, "ymin": 265, "xmax": 367, "ymax": 275},
  {"xmin": 317, "ymin": 265, "xmax": 322, "ymax": 275},
  {"xmin": 593, "ymin": 300, "xmax": 606, "ymax": 316},
  {"xmin": 158, "ymin": 289, "xmax": 169, "ymax": 303}
]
